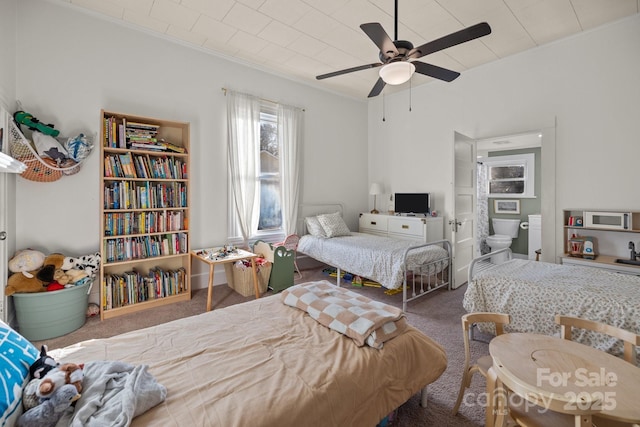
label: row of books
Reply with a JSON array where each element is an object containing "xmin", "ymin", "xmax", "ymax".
[
  {"xmin": 102, "ymin": 267, "xmax": 187, "ymax": 310},
  {"xmin": 103, "ymin": 232, "xmax": 188, "ymax": 263},
  {"xmin": 104, "ymin": 181, "xmax": 187, "ymax": 210},
  {"xmin": 103, "ymin": 116, "xmax": 187, "ymax": 153},
  {"xmin": 104, "ymin": 153, "xmax": 187, "ymax": 180},
  {"xmin": 104, "ymin": 211, "xmax": 186, "ymax": 236}
]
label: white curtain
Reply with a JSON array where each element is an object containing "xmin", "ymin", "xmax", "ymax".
[
  {"xmin": 476, "ymin": 162, "xmax": 491, "ymax": 255},
  {"xmin": 226, "ymin": 91, "xmax": 261, "ymax": 247},
  {"xmin": 277, "ymin": 104, "xmax": 302, "ymax": 235}
]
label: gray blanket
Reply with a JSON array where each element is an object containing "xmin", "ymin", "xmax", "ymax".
[{"xmin": 56, "ymin": 360, "xmax": 166, "ymax": 427}]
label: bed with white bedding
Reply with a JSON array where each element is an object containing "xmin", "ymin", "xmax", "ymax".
[
  {"xmin": 297, "ymin": 204, "xmax": 451, "ymax": 311},
  {"xmin": 464, "ymin": 252, "xmax": 640, "ymax": 362}
]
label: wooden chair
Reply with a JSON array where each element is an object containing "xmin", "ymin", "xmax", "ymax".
[
  {"xmin": 508, "ymin": 316, "xmax": 640, "ymax": 427},
  {"xmin": 452, "ymin": 312, "xmax": 511, "ymax": 416},
  {"xmin": 555, "ymin": 315, "xmax": 639, "ymax": 364},
  {"xmin": 274, "ymin": 234, "xmax": 302, "ymax": 279}
]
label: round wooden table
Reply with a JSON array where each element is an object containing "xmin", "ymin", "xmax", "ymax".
[{"xmin": 489, "ymin": 333, "xmax": 640, "ymax": 425}]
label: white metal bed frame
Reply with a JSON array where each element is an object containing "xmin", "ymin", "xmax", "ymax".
[{"xmin": 297, "ymin": 203, "xmax": 452, "ymax": 311}]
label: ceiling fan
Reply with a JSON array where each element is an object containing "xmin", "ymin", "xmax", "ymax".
[{"xmin": 316, "ymin": 0, "xmax": 492, "ymax": 98}]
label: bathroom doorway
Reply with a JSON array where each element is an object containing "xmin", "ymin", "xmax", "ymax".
[
  {"xmin": 451, "ymin": 124, "xmax": 557, "ymax": 285},
  {"xmin": 476, "ymin": 131, "xmax": 542, "ymax": 259}
]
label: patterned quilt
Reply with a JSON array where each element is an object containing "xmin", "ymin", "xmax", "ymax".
[
  {"xmin": 282, "ymin": 280, "xmax": 408, "ymax": 349},
  {"xmin": 463, "ymin": 259, "xmax": 640, "ymax": 362}
]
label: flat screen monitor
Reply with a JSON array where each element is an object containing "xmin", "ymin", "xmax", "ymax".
[{"xmin": 395, "ymin": 193, "xmax": 430, "ymax": 215}]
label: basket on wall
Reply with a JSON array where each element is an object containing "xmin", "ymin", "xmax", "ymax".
[{"xmin": 7, "ymin": 120, "xmax": 89, "ymax": 182}]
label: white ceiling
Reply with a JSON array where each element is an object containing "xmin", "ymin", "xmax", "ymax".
[{"xmin": 53, "ymin": 0, "xmax": 639, "ymax": 99}]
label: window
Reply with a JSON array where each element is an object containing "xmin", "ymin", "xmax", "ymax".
[
  {"xmin": 227, "ymin": 90, "xmax": 301, "ymax": 244},
  {"xmin": 485, "ymin": 153, "xmax": 535, "ymax": 198},
  {"xmin": 258, "ymin": 107, "xmax": 282, "ymax": 231}
]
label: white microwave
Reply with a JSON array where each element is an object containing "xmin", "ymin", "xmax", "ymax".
[{"xmin": 584, "ymin": 211, "xmax": 631, "ymax": 230}]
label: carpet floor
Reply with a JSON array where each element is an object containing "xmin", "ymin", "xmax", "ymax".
[{"xmin": 33, "ymin": 266, "xmax": 490, "ymax": 427}]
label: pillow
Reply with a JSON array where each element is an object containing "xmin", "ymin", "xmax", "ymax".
[
  {"xmin": 317, "ymin": 212, "xmax": 351, "ymax": 238},
  {"xmin": 0, "ymin": 320, "xmax": 39, "ymax": 426},
  {"xmin": 305, "ymin": 216, "xmax": 327, "ymax": 238}
]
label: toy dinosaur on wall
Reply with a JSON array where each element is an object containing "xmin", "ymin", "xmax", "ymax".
[{"xmin": 14, "ymin": 111, "xmax": 60, "ymax": 137}]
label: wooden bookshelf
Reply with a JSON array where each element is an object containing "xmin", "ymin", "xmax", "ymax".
[{"xmin": 99, "ymin": 110, "xmax": 191, "ymax": 320}]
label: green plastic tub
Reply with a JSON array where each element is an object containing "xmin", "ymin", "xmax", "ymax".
[{"xmin": 11, "ymin": 280, "xmax": 91, "ymax": 341}]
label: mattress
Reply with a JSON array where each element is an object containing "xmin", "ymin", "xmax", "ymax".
[
  {"xmin": 50, "ymin": 293, "xmax": 447, "ymax": 426},
  {"xmin": 298, "ymin": 232, "xmax": 449, "ymax": 289},
  {"xmin": 463, "ymin": 259, "xmax": 640, "ymax": 361}
]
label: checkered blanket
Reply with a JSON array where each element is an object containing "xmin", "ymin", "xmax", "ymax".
[{"xmin": 281, "ymin": 280, "xmax": 408, "ymax": 349}]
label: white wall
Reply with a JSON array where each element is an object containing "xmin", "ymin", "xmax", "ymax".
[
  {"xmin": 14, "ymin": 0, "xmax": 368, "ymax": 294},
  {"xmin": 367, "ymin": 14, "xmax": 640, "ymax": 262},
  {"xmin": 0, "ymin": 0, "xmax": 16, "ymax": 107}
]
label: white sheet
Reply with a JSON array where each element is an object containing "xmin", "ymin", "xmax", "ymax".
[
  {"xmin": 464, "ymin": 259, "xmax": 640, "ymax": 361},
  {"xmin": 298, "ymin": 232, "xmax": 448, "ymax": 290}
]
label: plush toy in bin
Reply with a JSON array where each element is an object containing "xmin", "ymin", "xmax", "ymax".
[
  {"xmin": 7, "ymin": 250, "xmax": 99, "ymax": 295},
  {"xmin": 6, "ymin": 250, "xmax": 50, "ymax": 295},
  {"xmin": 8, "ymin": 249, "xmax": 45, "ymax": 279}
]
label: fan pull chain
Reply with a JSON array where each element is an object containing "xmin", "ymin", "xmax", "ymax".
[
  {"xmin": 409, "ymin": 77, "xmax": 412, "ymax": 112},
  {"xmin": 382, "ymin": 90, "xmax": 386, "ymax": 122}
]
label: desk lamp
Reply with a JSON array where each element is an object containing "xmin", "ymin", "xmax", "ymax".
[{"xmin": 369, "ymin": 183, "xmax": 382, "ymax": 214}]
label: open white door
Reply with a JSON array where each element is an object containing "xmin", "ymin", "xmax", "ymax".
[
  {"xmin": 0, "ymin": 105, "xmax": 17, "ymax": 323},
  {"xmin": 451, "ymin": 132, "xmax": 476, "ymax": 289}
]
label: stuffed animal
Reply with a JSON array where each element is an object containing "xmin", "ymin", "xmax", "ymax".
[
  {"xmin": 62, "ymin": 252, "xmax": 101, "ymax": 277},
  {"xmin": 52, "ymin": 269, "xmax": 72, "ymax": 286},
  {"xmin": 86, "ymin": 303, "xmax": 100, "ymax": 317},
  {"xmin": 30, "ymin": 346, "xmax": 59, "ymax": 380},
  {"xmin": 8, "ymin": 249, "xmax": 45, "ymax": 279},
  {"xmin": 7, "ymin": 252, "xmax": 76, "ymax": 295},
  {"xmin": 13, "ymin": 110, "xmax": 60, "ymax": 137},
  {"xmin": 36, "ymin": 363, "xmax": 84, "ymax": 400},
  {"xmin": 23, "ymin": 346, "xmax": 61, "ymax": 411},
  {"xmin": 6, "ymin": 269, "xmax": 46, "ymax": 295},
  {"xmin": 17, "ymin": 384, "xmax": 80, "ymax": 427},
  {"xmin": 36, "ymin": 253, "xmax": 66, "ymax": 284},
  {"xmin": 65, "ymin": 269, "xmax": 89, "ymax": 284}
]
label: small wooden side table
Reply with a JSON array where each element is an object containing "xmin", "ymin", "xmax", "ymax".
[{"xmin": 191, "ymin": 247, "xmax": 261, "ymax": 311}]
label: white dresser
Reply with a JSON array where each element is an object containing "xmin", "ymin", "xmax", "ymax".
[{"xmin": 359, "ymin": 213, "xmax": 443, "ymax": 243}]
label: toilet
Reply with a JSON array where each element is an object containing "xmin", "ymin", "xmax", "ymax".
[{"xmin": 486, "ymin": 218, "xmax": 521, "ymax": 264}]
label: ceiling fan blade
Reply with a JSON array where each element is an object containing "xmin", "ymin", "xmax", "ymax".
[
  {"xmin": 408, "ymin": 22, "xmax": 491, "ymax": 59},
  {"xmin": 368, "ymin": 78, "xmax": 386, "ymax": 98},
  {"xmin": 316, "ymin": 62, "xmax": 383, "ymax": 80},
  {"xmin": 360, "ymin": 23, "xmax": 398, "ymax": 59},
  {"xmin": 413, "ymin": 61, "xmax": 460, "ymax": 82}
]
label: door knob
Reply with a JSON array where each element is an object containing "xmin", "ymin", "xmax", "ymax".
[{"xmin": 0, "ymin": 231, "xmax": 6, "ymax": 241}]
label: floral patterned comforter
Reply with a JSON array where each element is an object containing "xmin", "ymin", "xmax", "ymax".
[{"xmin": 463, "ymin": 259, "xmax": 640, "ymax": 362}]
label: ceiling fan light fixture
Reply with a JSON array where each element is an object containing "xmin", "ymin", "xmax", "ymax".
[{"xmin": 379, "ymin": 62, "xmax": 415, "ymax": 85}]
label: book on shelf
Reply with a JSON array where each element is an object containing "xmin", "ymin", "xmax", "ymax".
[
  {"xmin": 118, "ymin": 123, "xmax": 126, "ymax": 149},
  {"xmin": 126, "ymin": 121, "xmax": 160, "ymax": 131},
  {"xmin": 158, "ymin": 140, "xmax": 186, "ymax": 153},
  {"xmin": 131, "ymin": 142, "xmax": 166, "ymax": 151},
  {"xmin": 118, "ymin": 153, "xmax": 137, "ymax": 178}
]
